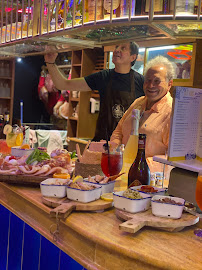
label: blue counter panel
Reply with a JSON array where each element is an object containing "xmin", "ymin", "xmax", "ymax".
[
  {"xmin": 22, "ymin": 224, "xmax": 41, "ymax": 270},
  {"xmin": 7, "ymin": 213, "xmax": 24, "ymax": 270},
  {"xmin": 0, "ymin": 204, "xmax": 85, "ymax": 270},
  {"xmin": 0, "ymin": 205, "xmax": 10, "ymax": 270},
  {"xmin": 40, "ymin": 236, "xmax": 60, "ymax": 269},
  {"xmin": 60, "ymin": 251, "xmax": 84, "ymax": 270}
]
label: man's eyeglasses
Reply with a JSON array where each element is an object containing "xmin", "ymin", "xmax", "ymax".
[{"xmin": 144, "ymin": 78, "xmax": 166, "ymax": 86}]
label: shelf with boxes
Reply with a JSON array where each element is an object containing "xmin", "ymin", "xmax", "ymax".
[
  {"xmin": 0, "ymin": 58, "xmax": 15, "ymax": 124},
  {"xmin": 67, "ymin": 48, "xmax": 103, "ymax": 139}
]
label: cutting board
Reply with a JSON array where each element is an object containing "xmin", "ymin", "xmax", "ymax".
[
  {"xmin": 42, "ymin": 196, "xmax": 113, "ymax": 219},
  {"xmin": 0, "ymin": 174, "xmax": 48, "ymax": 185},
  {"xmin": 116, "ymin": 209, "xmax": 199, "ymax": 234}
]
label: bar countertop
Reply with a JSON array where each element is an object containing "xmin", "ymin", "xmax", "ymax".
[{"xmin": 0, "ymin": 182, "xmax": 201, "ymax": 270}]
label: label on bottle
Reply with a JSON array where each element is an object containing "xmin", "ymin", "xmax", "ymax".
[
  {"xmin": 104, "ymin": 0, "xmax": 120, "ymax": 13},
  {"xmin": 89, "ymin": 0, "xmax": 103, "ymax": 20},
  {"xmin": 138, "ymin": 138, "xmax": 145, "ymax": 149},
  {"xmin": 128, "ymin": 179, "xmax": 142, "ymax": 188},
  {"xmin": 4, "ymin": 114, "xmax": 9, "ymax": 122},
  {"xmin": 145, "ymin": 0, "xmax": 163, "ymax": 12}
]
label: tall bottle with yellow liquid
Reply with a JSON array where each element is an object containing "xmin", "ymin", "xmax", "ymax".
[{"xmin": 121, "ymin": 109, "xmax": 140, "ymax": 185}]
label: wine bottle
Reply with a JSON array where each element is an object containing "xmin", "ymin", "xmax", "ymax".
[
  {"xmin": 128, "ymin": 133, "xmax": 150, "ymax": 188},
  {"xmin": 121, "ymin": 109, "xmax": 140, "ymax": 184},
  {"xmin": 103, "ymin": 0, "xmax": 120, "ymax": 19}
]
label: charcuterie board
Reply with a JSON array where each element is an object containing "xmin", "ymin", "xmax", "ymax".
[
  {"xmin": 0, "ymin": 174, "xmax": 48, "ymax": 185},
  {"xmin": 116, "ymin": 209, "xmax": 199, "ymax": 234},
  {"xmin": 42, "ymin": 196, "xmax": 113, "ymax": 219}
]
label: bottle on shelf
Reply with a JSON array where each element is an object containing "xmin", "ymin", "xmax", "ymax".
[
  {"xmin": 103, "ymin": 0, "xmax": 120, "ymax": 19},
  {"xmin": 0, "ymin": 114, "xmax": 4, "ymax": 139},
  {"xmin": 3, "ymin": 111, "xmax": 9, "ymax": 125},
  {"xmin": 121, "ymin": 109, "xmax": 140, "ymax": 184},
  {"xmin": 128, "ymin": 133, "xmax": 150, "ymax": 188},
  {"xmin": 1, "ymin": 111, "xmax": 9, "ymax": 139},
  {"xmin": 141, "ymin": 0, "xmax": 171, "ymax": 15},
  {"xmin": 176, "ymin": 0, "xmax": 195, "ymax": 15},
  {"xmin": 88, "ymin": 0, "xmax": 103, "ymax": 21},
  {"xmin": 120, "ymin": 0, "xmax": 137, "ymax": 17}
]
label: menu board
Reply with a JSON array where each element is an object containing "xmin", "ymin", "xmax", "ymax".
[{"xmin": 168, "ymin": 87, "xmax": 202, "ymax": 162}]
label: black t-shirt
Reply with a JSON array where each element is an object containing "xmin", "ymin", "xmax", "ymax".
[{"xmin": 84, "ymin": 69, "xmax": 145, "ymax": 108}]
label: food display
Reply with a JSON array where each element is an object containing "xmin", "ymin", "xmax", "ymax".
[
  {"xmin": 69, "ymin": 182, "xmax": 97, "ymax": 190},
  {"xmin": 87, "ymin": 175, "xmax": 112, "ymax": 184},
  {"xmin": 0, "ymin": 148, "xmax": 74, "ymax": 176},
  {"xmin": 66, "ymin": 182, "xmax": 102, "ymax": 203},
  {"xmin": 131, "ymin": 185, "xmax": 165, "ymax": 197},
  {"xmin": 123, "ymin": 189, "xmax": 143, "ymax": 199},
  {"xmin": 113, "ymin": 190, "xmax": 151, "ymax": 213},
  {"xmin": 151, "ymin": 195, "xmax": 185, "ymax": 219},
  {"xmin": 40, "ymin": 178, "xmax": 71, "ymax": 198},
  {"xmin": 153, "ymin": 197, "xmax": 184, "ymax": 206},
  {"xmin": 85, "ymin": 173, "xmax": 124, "ymax": 194}
]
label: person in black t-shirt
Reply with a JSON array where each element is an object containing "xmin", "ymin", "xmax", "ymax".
[{"xmin": 44, "ymin": 42, "xmax": 144, "ymax": 141}]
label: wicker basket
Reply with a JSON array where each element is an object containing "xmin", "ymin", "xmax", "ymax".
[{"xmin": 75, "ymin": 161, "xmax": 104, "ymax": 178}]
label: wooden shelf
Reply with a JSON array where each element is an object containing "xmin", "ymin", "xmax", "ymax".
[
  {"xmin": 70, "ymin": 98, "xmax": 79, "ymax": 102},
  {"xmin": 0, "ymin": 59, "xmax": 15, "ymax": 125},
  {"xmin": 57, "ymin": 65, "xmax": 71, "ymax": 69},
  {"xmin": 91, "ymin": 93, "xmax": 100, "ymax": 99},
  {"xmin": 67, "ymin": 48, "xmax": 103, "ymax": 139},
  {"xmin": 153, "ymin": 155, "xmax": 202, "ymax": 173},
  {"xmin": 72, "ymin": 64, "xmax": 82, "ymax": 67},
  {"xmin": 69, "ymin": 117, "xmax": 78, "ymax": 121},
  {"xmin": 0, "ymin": 77, "xmax": 12, "ymax": 80}
]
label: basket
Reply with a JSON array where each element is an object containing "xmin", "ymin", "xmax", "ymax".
[{"xmin": 75, "ymin": 160, "xmax": 104, "ymax": 178}]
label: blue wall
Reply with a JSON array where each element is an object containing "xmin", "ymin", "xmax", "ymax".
[{"xmin": 0, "ymin": 204, "xmax": 86, "ymax": 270}]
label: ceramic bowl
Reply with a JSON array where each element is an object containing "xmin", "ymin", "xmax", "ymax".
[
  {"xmin": 40, "ymin": 178, "xmax": 71, "ymax": 198},
  {"xmin": 113, "ymin": 190, "xmax": 151, "ymax": 213},
  {"xmin": 151, "ymin": 195, "xmax": 185, "ymax": 219},
  {"xmin": 66, "ymin": 184, "xmax": 102, "ymax": 203}
]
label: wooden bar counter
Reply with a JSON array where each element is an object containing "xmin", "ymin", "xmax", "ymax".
[{"xmin": 0, "ymin": 182, "xmax": 201, "ymax": 270}]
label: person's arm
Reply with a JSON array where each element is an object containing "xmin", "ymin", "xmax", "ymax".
[{"xmin": 44, "ymin": 50, "xmax": 91, "ymax": 92}]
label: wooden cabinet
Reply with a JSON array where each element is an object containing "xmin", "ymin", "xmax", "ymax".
[
  {"xmin": 0, "ymin": 58, "xmax": 15, "ymax": 124},
  {"xmin": 68, "ymin": 48, "xmax": 103, "ymax": 139}
]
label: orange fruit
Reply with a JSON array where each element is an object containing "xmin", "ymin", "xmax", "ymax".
[
  {"xmin": 16, "ymin": 133, "xmax": 23, "ymax": 146},
  {"xmin": 20, "ymin": 144, "xmax": 30, "ymax": 149},
  {"xmin": 53, "ymin": 173, "xmax": 70, "ymax": 179}
]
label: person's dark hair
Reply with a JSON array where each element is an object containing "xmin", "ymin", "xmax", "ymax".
[{"xmin": 130, "ymin": 42, "xmax": 139, "ymax": 66}]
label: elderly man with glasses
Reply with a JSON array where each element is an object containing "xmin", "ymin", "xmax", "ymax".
[{"xmin": 110, "ymin": 55, "xmax": 174, "ymax": 162}]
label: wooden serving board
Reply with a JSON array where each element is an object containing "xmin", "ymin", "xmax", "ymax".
[
  {"xmin": 42, "ymin": 196, "xmax": 113, "ymax": 219},
  {"xmin": 116, "ymin": 209, "xmax": 199, "ymax": 234},
  {"xmin": 0, "ymin": 174, "xmax": 48, "ymax": 185}
]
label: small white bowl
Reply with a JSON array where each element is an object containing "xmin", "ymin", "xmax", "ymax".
[
  {"xmin": 40, "ymin": 178, "xmax": 70, "ymax": 198},
  {"xmin": 83, "ymin": 177, "xmax": 115, "ymax": 194},
  {"xmin": 113, "ymin": 190, "xmax": 152, "ymax": 214},
  {"xmin": 151, "ymin": 195, "xmax": 185, "ymax": 219},
  {"xmin": 11, "ymin": 146, "xmax": 34, "ymax": 157},
  {"xmin": 131, "ymin": 185, "xmax": 165, "ymax": 197},
  {"xmin": 66, "ymin": 184, "xmax": 102, "ymax": 203}
]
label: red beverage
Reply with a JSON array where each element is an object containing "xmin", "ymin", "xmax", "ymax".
[{"xmin": 101, "ymin": 152, "xmax": 123, "ymax": 177}]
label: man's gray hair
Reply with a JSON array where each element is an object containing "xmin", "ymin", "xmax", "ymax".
[{"xmin": 144, "ymin": 55, "xmax": 175, "ymax": 81}]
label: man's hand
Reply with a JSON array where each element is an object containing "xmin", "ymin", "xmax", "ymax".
[{"xmin": 44, "ymin": 46, "xmax": 58, "ymax": 63}]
